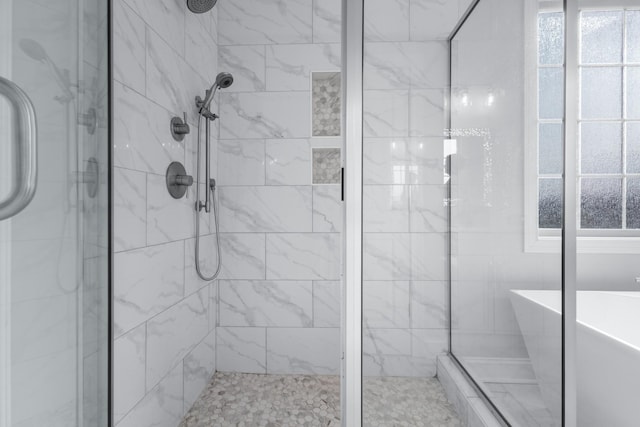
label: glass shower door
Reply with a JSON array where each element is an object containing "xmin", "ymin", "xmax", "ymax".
[{"xmin": 0, "ymin": 0, "xmax": 109, "ymax": 426}]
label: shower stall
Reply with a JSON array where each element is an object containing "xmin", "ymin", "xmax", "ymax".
[{"xmin": 0, "ymin": 0, "xmax": 110, "ymax": 426}]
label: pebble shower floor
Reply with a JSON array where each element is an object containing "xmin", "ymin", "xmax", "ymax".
[{"xmin": 180, "ymin": 372, "xmax": 461, "ymax": 426}]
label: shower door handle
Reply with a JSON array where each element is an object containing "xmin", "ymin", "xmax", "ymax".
[{"xmin": 0, "ymin": 76, "xmax": 37, "ymax": 221}]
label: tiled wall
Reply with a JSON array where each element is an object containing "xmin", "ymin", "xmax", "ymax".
[
  {"xmin": 360, "ymin": 0, "xmax": 470, "ymax": 377},
  {"xmin": 214, "ymin": 0, "xmax": 343, "ymax": 375},
  {"xmin": 112, "ymin": 0, "xmax": 219, "ymax": 425}
]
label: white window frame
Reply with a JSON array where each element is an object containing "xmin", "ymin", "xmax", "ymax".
[{"xmin": 524, "ymin": 0, "xmax": 640, "ymax": 253}]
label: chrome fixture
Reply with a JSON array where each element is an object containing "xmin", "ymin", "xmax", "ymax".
[
  {"xmin": 166, "ymin": 162, "xmax": 194, "ymax": 199},
  {"xmin": 0, "ymin": 76, "xmax": 38, "ymax": 221},
  {"xmin": 192, "ymin": 72, "xmax": 234, "ymax": 281},
  {"xmin": 171, "ymin": 112, "xmax": 191, "ymax": 141},
  {"xmin": 187, "ymin": 0, "xmax": 218, "ymax": 14}
]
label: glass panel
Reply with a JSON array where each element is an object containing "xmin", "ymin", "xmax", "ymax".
[
  {"xmin": 539, "ymin": 123, "xmax": 564, "ymax": 174},
  {"xmin": 627, "ymin": 11, "xmax": 640, "ymax": 63},
  {"xmin": 626, "ymin": 177, "xmax": 640, "ymax": 228},
  {"xmin": 627, "ymin": 122, "xmax": 640, "ymax": 173},
  {"xmin": 580, "ymin": 122, "xmax": 622, "ymax": 173},
  {"xmin": 581, "ymin": 67, "xmax": 622, "ymax": 119},
  {"xmin": 539, "ymin": 67, "xmax": 564, "ymax": 119},
  {"xmin": 1, "ymin": 0, "xmax": 109, "ymax": 426},
  {"xmin": 626, "ymin": 66, "xmax": 640, "ymax": 119},
  {"xmin": 539, "ymin": 12, "xmax": 565, "ymax": 65},
  {"xmin": 450, "ymin": 1, "xmax": 563, "ymax": 426},
  {"xmin": 580, "ymin": 11, "xmax": 623, "ymax": 64},
  {"xmin": 539, "ymin": 178, "xmax": 563, "ymax": 228},
  {"xmin": 580, "ymin": 177, "xmax": 622, "ymax": 228}
]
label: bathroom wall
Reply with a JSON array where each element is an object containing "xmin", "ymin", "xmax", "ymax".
[
  {"xmin": 112, "ymin": 0, "xmax": 219, "ymax": 425},
  {"xmin": 360, "ymin": 0, "xmax": 470, "ymax": 377},
  {"xmin": 213, "ymin": 0, "xmax": 343, "ymax": 376}
]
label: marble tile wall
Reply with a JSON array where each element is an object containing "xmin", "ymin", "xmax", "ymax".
[
  {"xmin": 215, "ymin": 0, "xmax": 342, "ymax": 376},
  {"xmin": 361, "ymin": 0, "xmax": 471, "ymax": 377},
  {"xmin": 112, "ymin": 0, "xmax": 219, "ymax": 424}
]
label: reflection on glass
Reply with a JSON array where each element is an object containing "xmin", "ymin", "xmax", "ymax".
[
  {"xmin": 580, "ymin": 122, "xmax": 622, "ymax": 174},
  {"xmin": 580, "ymin": 178, "xmax": 622, "ymax": 229}
]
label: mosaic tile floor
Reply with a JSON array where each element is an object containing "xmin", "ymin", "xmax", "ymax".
[{"xmin": 180, "ymin": 372, "xmax": 461, "ymax": 427}]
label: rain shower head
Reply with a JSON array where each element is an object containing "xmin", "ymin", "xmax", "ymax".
[
  {"xmin": 187, "ymin": 0, "xmax": 217, "ymax": 13},
  {"xmin": 215, "ymin": 72, "xmax": 234, "ymax": 89}
]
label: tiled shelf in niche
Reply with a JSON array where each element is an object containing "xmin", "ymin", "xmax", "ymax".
[
  {"xmin": 312, "ymin": 147, "xmax": 341, "ymax": 184},
  {"xmin": 312, "ymin": 72, "xmax": 341, "ymax": 137}
]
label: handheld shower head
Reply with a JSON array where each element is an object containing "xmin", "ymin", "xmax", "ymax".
[
  {"xmin": 19, "ymin": 38, "xmax": 48, "ymax": 62},
  {"xmin": 197, "ymin": 72, "xmax": 234, "ymax": 115},
  {"xmin": 187, "ymin": 0, "xmax": 217, "ymax": 13},
  {"xmin": 19, "ymin": 38, "xmax": 74, "ymax": 102}
]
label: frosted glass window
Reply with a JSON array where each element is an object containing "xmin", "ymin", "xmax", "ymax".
[
  {"xmin": 581, "ymin": 11, "xmax": 623, "ymax": 64},
  {"xmin": 539, "ymin": 123, "xmax": 563, "ymax": 174},
  {"xmin": 580, "ymin": 122, "xmax": 622, "ymax": 174},
  {"xmin": 581, "ymin": 67, "xmax": 622, "ymax": 119},
  {"xmin": 539, "ymin": 13, "xmax": 564, "ymax": 65},
  {"xmin": 627, "ymin": 122, "xmax": 640, "ymax": 173},
  {"xmin": 580, "ymin": 178, "xmax": 622, "ymax": 229},
  {"xmin": 627, "ymin": 178, "xmax": 640, "ymax": 228},
  {"xmin": 626, "ymin": 67, "xmax": 640, "ymax": 119},
  {"xmin": 539, "ymin": 178, "xmax": 563, "ymax": 228},
  {"xmin": 627, "ymin": 11, "xmax": 640, "ymax": 63},
  {"xmin": 539, "ymin": 68, "xmax": 564, "ymax": 119}
]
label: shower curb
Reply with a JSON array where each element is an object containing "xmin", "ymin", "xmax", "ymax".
[{"xmin": 437, "ymin": 354, "xmax": 505, "ymax": 427}]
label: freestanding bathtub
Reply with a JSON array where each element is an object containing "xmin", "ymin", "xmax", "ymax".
[{"xmin": 510, "ymin": 290, "xmax": 640, "ymax": 427}]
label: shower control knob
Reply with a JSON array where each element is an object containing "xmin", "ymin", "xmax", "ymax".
[
  {"xmin": 171, "ymin": 112, "xmax": 190, "ymax": 141},
  {"xmin": 166, "ymin": 161, "xmax": 193, "ymax": 199}
]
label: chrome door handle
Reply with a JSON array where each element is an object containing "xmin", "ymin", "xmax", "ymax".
[{"xmin": 0, "ymin": 76, "xmax": 37, "ymax": 221}]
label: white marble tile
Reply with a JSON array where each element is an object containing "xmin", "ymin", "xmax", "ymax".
[
  {"xmin": 363, "ymin": 233, "xmax": 411, "ymax": 280},
  {"xmin": 219, "ymin": 0, "xmax": 313, "ymax": 45},
  {"xmin": 364, "ymin": 42, "xmax": 448, "ymax": 90},
  {"xmin": 219, "ymin": 280, "xmax": 313, "ymax": 327},
  {"xmin": 184, "ymin": 236, "xmax": 219, "ymax": 296},
  {"xmin": 220, "ymin": 233, "xmax": 266, "ymax": 279},
  {"xmin": 113, "ymin": 0, "xmax": 145, "ymax": 93},
  {"xmin": 266, "ymin": 139, "xmax": 311, "ymax": 185},
  {"xmin": 219, "ymin": 45, "xmax": 266, "ymax": 92},
  {"xmin": 313, "ymin": 281, "xmax": 341, "ymax": 327},
  {"xmin": 363, "ymin": 138, "xmax": 445, "ymax": 185},
  {"xmin": 183, "ymin": 331, "xmax": 216, "ymax": 412},
  {"xmin": 185, "ymin": 11, "xmax": 218, "ymax": 83},
  {"xmin": 451, "ymin": 281, "xmax": 494, "ymax": 332},
  {"xmin": 363, "ymin": 185, "xmax": 410, "ymax": 232},
  {"xmin": 209, "ymin": 282, "xmax": 218, "ymax": 330},
  {"xmin": 147, "ymin": 173, "xmax": 196, "ymax": 245},
  {"xmin": 410, "ymin": 89, "xmax": 446, "ymax": 137},
  {"xmin": 113, "ymin": 241, "xmax": 184, "ymax": 337},
  {"xmin": 114, "ymin": 167, "xmax": 146, "ymax": 252},
  {"xmin": 313, "ymin": 185, "xmax": 342, "ymax": 232},
  {"xmin": 364, "ymin": 0, "xmax": 410, "ymax": 42},
  {"xmin": 217, "ymin": 327, "xmax": 267, "ymax": 374},
  {"xmin": 220, "ymin": 92, "xmax": 311, "ymax": 139},
  {"xmin": 411, "ymin": 281, "xmax": 447, "ymax": 328},
  {"xmin": 363, "ymin": 90, "xmax": 410, "ymax": 137},
  {"xmin": 411, "ymin": 329, "xmax": 448, "ymax": 376},
  {"xmin": 219, "ymin": 186, "xmax": 312, "ymax": 232},
  {"xmin": 266, "ymin": 233, "xmax": 340, "ymax": 280},
  {"xmin": 113, "ymin": 323, "xmax": 146, "ymax": 423},
  {"xmin": 266, "ymin": 328, "xmax": 340, "ymax": 375},
  {"xmin": 411, "ymin": 233, "xmax": 447, "ymax": 280},
  {"xmin": 266, "ymin": 44, "xmax": 341, "ymax": 91},
  {"xmin": 410, "ymin": 0, "xmax": 461, "ymax": 41},
  {"xmin": 313, "ymin": 0, "xmax": 341, "ymax": 43},
  {"xmin": 145, "ymin": 29, "xmax": 187, "ymax": 115},
  {"xmin": 123, "ymin": 0, "xmax": 185, "ymax": 54},
  {"xmin": 113, "ymin": 81, "xmax": 185, "ymax": 174},
  {"xmin": 146, "ymin": 287, "xmax": 209, "ymax": 388},
  {"xmin": 363, "ymin": 281, "xmax": 411, "ymax": 328},
  {"xmin": 218, "ymin": 139, "xmax": 266, "ymax": 185},
  {"xmin": 115, "ymin": 363, "xmax": 183, "ymax": 427},
  {"xmin": 409, "ymin": 185, "xmax": 448, "ymax": 232}
]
